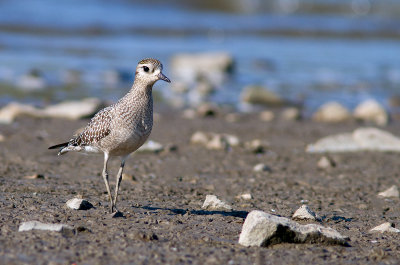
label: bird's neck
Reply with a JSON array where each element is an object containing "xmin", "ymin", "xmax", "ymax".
[{"xmin": 127, "ymin": 81, "xmax": 153, "ymax": 100}]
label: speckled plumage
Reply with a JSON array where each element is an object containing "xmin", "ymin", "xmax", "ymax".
[{"xmin": 49, "ymin": 58, "xmax": 170, "ymax": 213}]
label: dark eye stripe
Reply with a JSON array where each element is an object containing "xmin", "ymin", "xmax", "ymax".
[{"xmin": 143, "ymin": 66, "xmax": 149, "ymax": 72}]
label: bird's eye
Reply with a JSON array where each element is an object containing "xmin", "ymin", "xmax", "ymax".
[{"xmin": 143, "ymin": 66, "xmax": 149, "ymax": 72}]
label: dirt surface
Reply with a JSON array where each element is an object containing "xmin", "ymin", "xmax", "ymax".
[{"xmin": 1, "ymin": 107, "xmax": 400, "ymax": 264}]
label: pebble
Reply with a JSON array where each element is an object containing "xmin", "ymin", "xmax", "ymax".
[
  {"xmin": 369, "ymin": 222, "xmax": 400, "ymax": 233},
  {"xmin": 66, "ymin": 198, "xmax": 93, "ymax": 210},
  {"xmin": 237, "ymin": 193, "xmax": 252, "ymax": 200},
  {"xmin": 317, "ymin": 156, "xmax": 335, "ymax": 169},
  {"xmin": 0, "ymin": 98, "xmax": 102, "ymax": 123},
  {"xmin": 238, "ymin": 210, "xmax": 348, "ymax": 247},
  {"xmin": 196, "ymin": 103, "xmax": 218, "ymax": 117},
  {"xmin": 245, "ymin": 139, "xmax": 269, "ymax": 154},
  {"xmin": 190, "ymin": 131, "xmax": 209, "ymax": 145},
  {"xmin": 253, "ymin": 163, "xmax": 271, "ymax": 172},
  {"xmin": 0, "ymin": 134, "xmax": 4, "ymax": 142},
  {"xmin": 202, "ymin": 195, "xmax": 232, "ymax": 211},
  {"xmin": 137, "ymin": 140, "xmax": 164, "ymax": 153},
  {"xmin": 23, "ymin": 174, "xmax": 44, "ymax": 179},
  {"xmin": 259, "ymin": 111, "xmax": 275, "ymax": 122},
  {"xmin": 241, "ymin": 86, "xmax": 284, "ymax": 107},
  {"xmin": 312, "ymin": 101, "xmax": 351, "ymax": 123},
  {"xmin": 182, "ymin": 109, "xmax": 197, "ymax": 119},
  {"xmin": 378, "ymin": 185, "xmax": 399, "ymax": 198},
  {"xmin": 353, "ymin": 99, "xmax": 388, "ymax": 126},
  {"xmin": 16, "ymin": 71, "xmax": 46, "ymax": 91},
  {"xmin": 292, "ymin": 205, "xmax": 320, "ymax": 221},
  {"xmin": 307, "ymin": 127, "xmax": 400, "ymax": 153},
  {"xmin": 281, "ymin": 107, "xmax": 301, "ymax": 121},
  {"xmin": 190, "ymin": 131, "xmax": 239, "ymax": 150},
  {"xmin": 18, "ymin": 221, "xmax": 75, "ymax": 236}
]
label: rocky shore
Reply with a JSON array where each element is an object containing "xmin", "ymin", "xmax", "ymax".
[{"xmin": 1, "ymin": 102, "xmax": 400, "ymax": 264}]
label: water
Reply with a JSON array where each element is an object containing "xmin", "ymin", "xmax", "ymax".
[{"xmin": 0, "ymin": 0, "xmax": 400, "ymax": 111}]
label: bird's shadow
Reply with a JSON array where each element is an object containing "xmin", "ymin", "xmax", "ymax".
[{"xmin": 136, "ymin": 205, "xmax": 248, "ymax": 219}]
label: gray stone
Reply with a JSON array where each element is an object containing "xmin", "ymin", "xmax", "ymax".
[
  {"xmin": 18, "ymin": 221, "xmax": 74, "ymax": 236},
  {"xmin": 307, "ymin": 127, "xmax": 400, "ymax": 153},
  {"xmin": 353, "ymin": 99, "xmax": 388, "ymax": 126},
  {"xmin": 137, "ymin": 140, "xmax": 164, "ymax": 153},
  {"xmin": 312, "ymin": 101, "xmax": 351, "ymax": 123},
  {"xmin": 238, "ymin": 210, "xmax": 348, "ymax": 247},
  {"xmin": 369, "ymin": 222, "xmax": 400, "ymax": 233},
  {"xmin": 241, "ymin": 86, "xmax": 284, "ymax": 107},
  {"xmin": 292, "ymin": 205, "xmax": 320, "ymax": 221},
  {"xmin": 66, "ymin": 198, "xmax": 93, "ymax": 210},
  {"xmin": 191, "ymin": 131, "xmax": 239, "ymax": 150},
  {"xmin": 0, "ymin": 134, "xmax": 5, "ymax": 142},
  {"xmin": 378, "ymin": 185, "xmax": 399, "ymax": 198},
  {"xmin": 253, "ymin": 163, "xmax": 271, "ymax": 172},
  {"xmin": 41, "ymin": 98, "xmax": 102, "ymax": 120},
  {"xmin": 171, "ymin": 52, "xmax": 234, "ymax": 85},
  {"xmin": 259, "ymin": 111, "xmax": 275, "ymax": 122},
  {"xmin": 281, "ymin": 107, "xmax": 301, "ymax": 121},
  {"xmin": 202, "ymin": 195, "xmax": 232, "ymax": 211},
  {"xmin": 317, "ymin": 156, "xmax": 335, "ymax": 169}
]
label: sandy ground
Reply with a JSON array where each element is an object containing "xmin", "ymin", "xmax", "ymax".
[{"xmin": 1, "ymin": 107, "xmax": 400, "ymax": 264}]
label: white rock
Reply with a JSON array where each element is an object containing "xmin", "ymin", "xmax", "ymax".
[
  {"xmin": 202, "ymin": 195, "xmax": 232, "ymax": 211},
  {"xmin": 66, "ymin": 198, "xmax": 93, "ymax": 210},
  {"xmin": 171, "ymin": 52, "xmax": 233, "ymax": 85},
  {"xmin": 259, "ymin": 111, "xmax": 275, "ymax": 122},
  {"xmin": 190, "ymin": 131, "xmax": 210, "ymax": 145},
  {"xmin": 238, "ymin": 193, "xmax": 252, "ymax": 200},
  {"xmin": 16, "ymin": 74, "xmax": 46, "ymax": 91},
  {"xmin": 0, "ymin": 102, "xmax": 41, "ymax": 124},
  {"xmin": 353, "ymin": 99, "xmax": 388, "ymax": 126},
  {"xmin": 245, "ymin": 139, "xmax": 269, "ymax": 153},
  {"xmin": 281, "ymin": 107, "xmax": 301, "ymax": 121},
  {"xmin": 307, "ymin": 127, "xmax": 400, "ymax": 153},
  {"xmin": 312, "ymin": 101, "xmax": 351, "ymax": 123},
  {"xmin": 253, "ymin": 163, "xmax": 270, "ymax": 172},
  {"xmin": 241, "ymin": 86, "xmax": 284, "ymax": 106},
  {"xmin": 42, "ymin": 98, "xmax": 102, "ymax": 120},
  {"xmin": 369, "ymin": 222, "xmax": 400, "ymax": 233},
  {"xmin": 292, "ymin": 205, "xmax": 320, "ymax": 221},
  {"xmin": 378, "ymin": 185, "xmax": 399, "ymax": 198},
  {"xmin": 317, "ymin": 156, "xmax": 335, "ymax": 169},
  {"xmin": 137, "ymin": 140, "xmax": 164, "ymax": 153},
  {"xmin": 238, "ymin": 210, "xmax": 348, "ymax": 247},
  {"xmin": 19, "ymin": 221, "xmax": 74, "ymax": 235}
]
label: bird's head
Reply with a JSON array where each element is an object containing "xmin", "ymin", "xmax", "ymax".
[{"xmin": 135, "ymin": 58, "xmax": 170, "ymax": 86}]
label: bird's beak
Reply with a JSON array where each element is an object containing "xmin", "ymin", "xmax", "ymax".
[{"xmin": 158, "ymin": 72, "xmax": 171, "ymax": 83}]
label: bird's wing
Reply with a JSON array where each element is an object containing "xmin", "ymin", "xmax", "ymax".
[{"xmin": 71, "ymin": 106, "xmax": 113, "ymax": 146}]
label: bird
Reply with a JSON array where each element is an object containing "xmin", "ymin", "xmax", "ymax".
[{"xmin": 49, "ymin": 58, "xmax": 170, "ymax": 214}]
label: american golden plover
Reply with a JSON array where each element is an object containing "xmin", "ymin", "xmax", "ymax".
[{"xmin": 49, "ymin": 58, "xmax": 170, "ymax": 213}]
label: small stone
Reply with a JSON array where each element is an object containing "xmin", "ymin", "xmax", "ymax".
[
  {"xmin": 16, "ymin": 71, "xmax": 46, "ymax": 91},
  {"xmin": 312, "ymin": 101, "xmax": 351, "ymax": 123},
  {"xmin": 245, "ymin": 139, "xmax": 269, "ymax": 154},
  {"xmin": 353, "ymin": 99, "xmax": 388, "ymax": 126},
  {"xmin": 307, "ymin": 127, "xmax": 400, "ymax": 153},
  {"xmin": 281, "ymin": 107, "xmax": 301, "ymax": 121},
  {"xmin": 122, "ymin": 173, "xmax": 137, "ymax": 181},
  {"xmin": 19, "ymin": 221, "xmax": 74, "ymax": 236},
  {"xmin": 253, "ymin": 163, "xmax": 271, "ymax": 172},
  {"xmin": 378, "ymin": 185, "xmax": 399, "ymax": 198},
  {"xmin": 129, "ymin": 230, "xmax": 159, "ymax": 241},
  {"xmin": 238, "ymin": 210, "xmax": 349, "ymax": 247},
  {"xmin": 0, "ymin": 102, "xmax": 40, "ymax": 124},
  {"xmin": 259, "ymin": 111, "xmax": 275, "ymax": 122},
  {"xmin": 66, "ymin": 198, "xmax": 93, "ymax": 210},
  {"xmin": 202, "ymin": 195, "xmax": 232, "ymax": 211},
  {"xmin": 196, "ymin": 103, "xmax": 218, "ymax": 117},
  {"xmin": 137, "ymin": 140, "xmax": 164, "ymax": 153},
  {"xmin": 237, "ymin": 193, "xmax": 252, "ymax": 200},
  {"xmin": 292, "ymin": 205, "xmax": 320, "ymax": 221},
  {"xmin": 110, "ymin": 211, "xmax": 125, "ymax": 218},
  {"xmin": 369, "ymin": 222, "xmax": 400, "ymax": 233},
  {"xmin": 241, "ymin": 86, "xmax": 285, "ymax": 107},
  {"xmin": 0, "ymin": 134, "xmax": 4, "ymax": 142},
  {"xmin": 24, "ymin": 174, "xmax": 44, "ymax": 179},
  {"xmin": 190, "ymin": 131, "xmax": 210, "ymax": 145},
  {"xmin": 317, "ymin": 156, "xmax": 335, "ymax": 169},
  {"xmin": 42, "ymin": 98, "xmax": 103, "ymax": 120}
]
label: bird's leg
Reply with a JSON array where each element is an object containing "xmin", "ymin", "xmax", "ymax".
[
  {"xmin": 113, "ymin": 156, "xmax": 127, "ymax": 212},
  {"xmin": 102, "ymin": 152, "xmax": 114, "ymax": 213}
]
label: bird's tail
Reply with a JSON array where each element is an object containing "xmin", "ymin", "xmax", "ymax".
[{"xmin": 48, "ymin": 142, "xmax": 69, "ymax": 155}]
